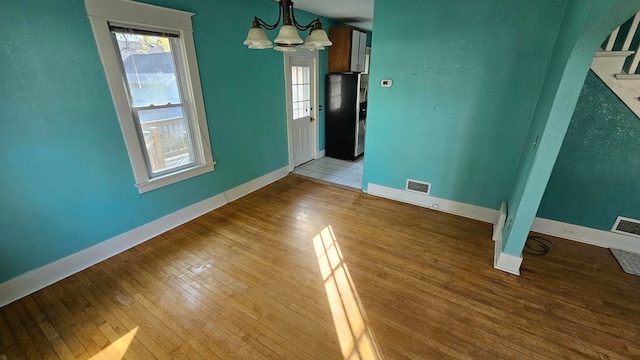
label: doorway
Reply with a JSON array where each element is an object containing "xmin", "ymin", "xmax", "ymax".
[{"xmin": 284, "ymin": 51, "xmax": 320, "ymax": 170}]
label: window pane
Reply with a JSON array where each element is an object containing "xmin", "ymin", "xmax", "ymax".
[
  {"xmin": 291, "ymin": 65, "xmax": 311, "ymax": 119},
  {"xmin": 136, "ymin": 107, "xmax": 194, "ymax": 174},
  {"xmin": 297, "ymin": 67, "xmax": 304, "ymax": 84},
  {"xmin": 115, "ymin": 32, "xmax": 181, "ymax": 107}
]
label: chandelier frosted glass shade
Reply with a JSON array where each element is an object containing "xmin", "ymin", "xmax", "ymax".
[
  {"xmin": 300, "ymin": 35, "xmax": 324, "ymax": 51},
  {"xmin": 244, "ymin": 27, "xmax": 272, "ymax": 47},
  {"xmin": 305, "ymin": 29, "xmax": 332, "ymax": 47},
  {"xmin": 274, "ymin": 25, "xmax": 304, "ymax": 45}
]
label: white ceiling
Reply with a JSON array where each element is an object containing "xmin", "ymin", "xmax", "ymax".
[{"xmin": 291, "ymin": 0, "xmax": 374, "ymax": 31}]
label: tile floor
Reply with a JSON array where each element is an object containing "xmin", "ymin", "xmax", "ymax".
[{"xmin": 292, "ymin": 156, "xmax": 364, "ymax": 189}]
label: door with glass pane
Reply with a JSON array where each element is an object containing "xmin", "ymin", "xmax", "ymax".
[{"xmin": 287, "ymin": 56, "xmax": 315, "ymax": 167}]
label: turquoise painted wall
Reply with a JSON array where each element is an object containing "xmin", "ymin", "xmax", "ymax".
[
  {"xmin": 0, "ymin": 0, "xmax": 336, "ymax": 283},
  {"xmin": 501, "ymin": 0, "xmax": 640, "ymax": 256},
  {"xmin": 362, "ymin": 0, "xmax": 565, "ymax": 209},
  {"xmin": 537, "ymin": 71, "xmax": 640, "ymax": 230}
]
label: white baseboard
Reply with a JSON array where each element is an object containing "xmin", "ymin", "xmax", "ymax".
[
  {"xmin": 531, "ymin": 217, "xmax": 640, "ymax": 254},
  {"xmin": 316, "ymin": 150, "xmax": 325, "ymax": 159},
  {"xmin": 0, "ymin": 166, "xmax": 290, "ymax": 308},
  {"xmin": 366, "ymin": 183, "xmax": 499, "ymax": 224},
  {"xmin": 493, "ymin": 231, "xmax": 522, "ymax": 275},
  {"xmin": 225, "ymin": 166, "xmax": 290, "ymax": 202}
]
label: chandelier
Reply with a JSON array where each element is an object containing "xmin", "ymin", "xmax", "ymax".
[{"xmin": 243, "ymin": 0, "xmax": 332, "ymax": 52}]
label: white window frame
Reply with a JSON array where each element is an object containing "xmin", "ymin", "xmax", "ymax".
[{"xmin": 85, "ymin": 0, "xmax": 214, "ymax": 193}]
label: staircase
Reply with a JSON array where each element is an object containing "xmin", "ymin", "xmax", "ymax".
[{"xmin": 591, "ymin": 11, "xmax": 640, "ymax": 116}]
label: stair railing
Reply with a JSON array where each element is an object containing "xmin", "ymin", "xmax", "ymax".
[{"xmin": 603, "ymin": 11, "xmax": 640, "ymax": 76}]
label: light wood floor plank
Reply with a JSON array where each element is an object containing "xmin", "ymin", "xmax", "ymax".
[
  {"xmin": 28, "ymin": 298, "xmax": 94, "ymax": 360},
  {"xmin": 2, "ymin": 175, "xmax": 640, "ymax": 359},
  {"xmin": 4, "ymin": 301, "xmax": 53, "ymax": 359}
]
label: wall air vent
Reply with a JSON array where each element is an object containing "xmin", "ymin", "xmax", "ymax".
[
  {"xmin": 406, "ymin": 179, "xmax": 431, "ymax": 195},
  {"xmin": 612, "ymin": 216, "xmax": 640, "ymax": 239}
]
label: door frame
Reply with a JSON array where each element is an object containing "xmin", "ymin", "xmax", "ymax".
[{"xmin": 284, "ymin": 50, "xmax": 321, "ymax": 171}]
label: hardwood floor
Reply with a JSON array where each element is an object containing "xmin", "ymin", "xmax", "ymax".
[{"xmin": 2, "ymin": 174, "xmax": 640, "ymax": 359}]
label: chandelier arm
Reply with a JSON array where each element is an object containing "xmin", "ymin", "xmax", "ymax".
[
  {"xmin": 293, "ymin": 17, "xmax": 319, "ymax": 31},
  {"xmin": 254, "ymin": 11, "xmax": 281, "ymax": 31},
  {"xmin": 289, "ymin": 4, "xmax": 321, "ymax": 31}
]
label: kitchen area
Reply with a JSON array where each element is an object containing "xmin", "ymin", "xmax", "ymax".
[{"xmin": 293, "ymin": 26, "xmax": 370, "ymax": 189}]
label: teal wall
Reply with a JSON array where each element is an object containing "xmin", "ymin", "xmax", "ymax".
[
  {"xmin": 537, "ymin": 71, "xmax": 640, "ymax": 230},
  {"xmin": 362, "ymin": 0, "xmax": 565, "ymax": 209},
  {"xmin": 364, "ymin": 0, "xmax": 640, "ymax": 260},
  {"xmin": 0, "ymin": 0, "xmax": 337, "ymax": 283},
  {"xmin": 501, "ymin": 0, "xmax": 640, "ymax": 256}
]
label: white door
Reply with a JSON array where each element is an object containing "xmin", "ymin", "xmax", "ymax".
[{"xmin": 286, "ymin": 55, "xmax": 317, "ymax": 168}]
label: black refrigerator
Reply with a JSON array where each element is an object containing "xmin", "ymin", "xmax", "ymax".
[{"xmin": 325, "ymin": 72, "xmax": 369, "ymax": 160}]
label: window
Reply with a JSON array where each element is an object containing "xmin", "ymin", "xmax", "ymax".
[
  {"xmin": 291, "ymin": 65, "xmax": 311, "ymax": 119},
  {"xmin": 85, "ymin": 0, "xmax": 214, "ymax": 193}
]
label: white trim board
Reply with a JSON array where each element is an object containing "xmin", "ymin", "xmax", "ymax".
[
  {"xmin": 494, "ymin": 231, "xmax": 523, "ymax": 275},
  {"xmin": 492, "ymin": 202, "xmax": 507, "ymax": 242},
  {"xmin": 491, "ymin": 202, "xmax": 522, "ymax": 275},
  {"xmin": 531, "ymin": 217, "xmax": 640, "ymax": 254},
  {"xmin": 0, "ymin": 166, "xmax": 290, "ymax": 308},
  {"xmin": 366, "ymin": 183, "xmax": 499, "ymax": 224},
  {"xmin": 225, "ymin": 166, "xmax": 289, "ymax": 202}
]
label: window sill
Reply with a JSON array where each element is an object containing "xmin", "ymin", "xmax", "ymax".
[{"xmin": 136, "ymin": 162, "xmax": 215, "ymax": 193}]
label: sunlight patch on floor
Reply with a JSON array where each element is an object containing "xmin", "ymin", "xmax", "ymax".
[
  {"xmin": 313, "ymin": 226, "xmax": 384, "ymax": 360},
  {"xmin": 90, "ymin": 326, "xmax": 138, "ymax": 360}
]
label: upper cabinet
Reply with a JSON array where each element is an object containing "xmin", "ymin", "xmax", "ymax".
[{"xmin": 328, "ymin": 27, "xmax": 368, "ymax": 73}]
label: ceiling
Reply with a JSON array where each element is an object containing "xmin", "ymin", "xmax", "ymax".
[{"xmin": 289, "ymin": 0, "xmax": 374, "ymax": 31}]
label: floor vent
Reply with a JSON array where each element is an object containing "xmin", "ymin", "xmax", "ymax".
[
  {"xmin": 612, "ymin": 216, "xmax": 640, "ymax": 238},
  {"xmin": 406, "ymin": 179, "xmax": 431, "ymax": 195}
]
